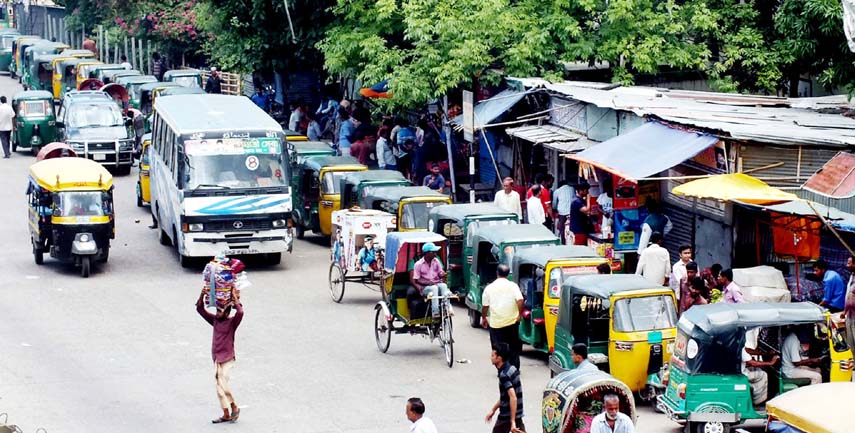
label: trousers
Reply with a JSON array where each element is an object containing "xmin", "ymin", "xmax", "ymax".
[
  {"xmin": 746, "ymin": 368, "xmax": 768, "ymax": 405},
  {"xmin": 490, "ymin": 324, "xmax": 521, "ymax": 369},
  {"xmin": 786, "ymin": 366, "xmax": 822, "ymax": 385},
  {"xmin": 0, "ymin": 130, "xmax": 10, "ymax": 157},
  {"xmin": 423, "ymin": 283, "xmax": 451, "ymax": 316},
  {"xmin": 215, "ymin": 359, "xmax": 236, "ymax": 409}
]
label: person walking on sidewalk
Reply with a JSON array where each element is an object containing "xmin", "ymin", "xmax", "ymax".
[
  {"xmin": 494, "ymin": 177, "xmax": 522, "ymax": 220},
  {"xmin": 196, "ymin": 288, "xmax": 244, "ymax": 423},
  {"xmin": 406, "ymin": 397, "xmax": 439, "ymax": 433},
  {"xmin": 485, "ymin": 343, "xmax": 525, "ymax": 433},
  {"xmin": 0, "ymin": 96, "xmax": 14, "ymax": 159},
  {"xmin": 481, "ymin": 264, "xmax": 524, "ymax": 369}
]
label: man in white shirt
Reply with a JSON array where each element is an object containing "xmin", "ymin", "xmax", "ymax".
[
  {"xmin": 406, "ymin": 397, "xmax": 438, "ymax": 433},
  {"xmin": 552, "ymin": 180, "xmax": 575, "ymax": 243},
  {"xmin": 590, "ymin": 394, "xmax": 635, "ymax": 433},
  {"xmin": 494, "ymin": 177, "xmax": 522, "ymax": 220},
  {"xmin": 481, "ymin": 264, "xmax": 524, "ymax": 369},
  {"xmin": 741, "ymin": 343, "xmax": 778, "ymax": 405},
  {"xmin": 526, "ymin": 184, "xmax": 546, "ymax": 226},
  {"xmin": 781, "ymin": 330, "xmax": 822, "ymax": 385},
  {"xmin": 572, "ymin": 343, "xmax": 600, "ymax": 372},
  {"xmin": 0, "ymin": 96, "xmax": 14, "ymax": 158},
  {"xmin": 670, "ymin": 245, "xmax": 692, "ymax": 299},
  {"xmin": 635, "ymin": 232, "xmax": 670, "ymax": 286}
]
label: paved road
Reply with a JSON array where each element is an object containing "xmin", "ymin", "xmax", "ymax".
[{"xmin": 0, "ymin": 75, "xmax": 691, "ymax": 432}]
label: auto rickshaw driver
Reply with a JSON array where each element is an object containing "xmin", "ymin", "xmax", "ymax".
[{"xmin": 741, "ymin": 336, "xmax": 779, "ymax": 405}]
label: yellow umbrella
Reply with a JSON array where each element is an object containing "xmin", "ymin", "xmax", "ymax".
[{"xmin": 672, "ymin": 173, "xmax": 799, "ymax": 204}]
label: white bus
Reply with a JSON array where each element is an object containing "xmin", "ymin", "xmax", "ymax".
[{"xmin": 149, "ymin": 94, "xmax": 293, "ymax": 266}]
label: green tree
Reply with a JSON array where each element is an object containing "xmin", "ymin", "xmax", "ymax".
[{"xmin": 197, "ymin": 0, "xmax": 335, "ymax": 73}]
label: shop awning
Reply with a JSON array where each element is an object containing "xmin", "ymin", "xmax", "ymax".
[
  {"xmin": 672, "ymin": 173, "xmax": 800, "ymax": 204},
  {"xmin": 505, "ymin": 124, "xmax": 596, "ymax": 153},
  {"xmin": 451, "ymin": 90, "xmax": 527, "ymax": 129},
  {"xmin": 802, "ymin": 151, "xmax": 855, "ymax": 199},
  {"xmin": 566, "ymin": 122, "xmax": 719, "ymax": 180}
]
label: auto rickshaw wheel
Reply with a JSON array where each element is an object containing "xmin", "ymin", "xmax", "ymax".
[
  {"xmin": 374, "ymin": 306, "xmax": 391, "ymax": 353},
  {"xmin": 80, "ymin": 256, "xmax": 91, "ymax": 278},
  {"xmin": 329, "ymin": 263, "xmax": 345, "ymax": 303},
  {"xmin": 136, "ymin": 183, "xmax": 143, "ymax": 207},
  {"xmin": 468, "ymin": 309, "xmax": 481, "ymax": 328},
  {"xmin": 691, "ymin": 421, "xmax": 730, "ymax": 433},
  {"xmin": 33, "ymin": 246, "xmax": 43, "ymax": 265}
]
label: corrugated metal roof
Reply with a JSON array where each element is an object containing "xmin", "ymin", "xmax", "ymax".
[
  {"xmin": 450, "ymin": 89, "xmax": 528, "ymax": 129},
  {"xmin": 505, "ymin": 124, "xmax": 598, "ymax": 153},
  {"xmin": 509, "ymin": 79, "xmax": 855, "ymax": 148},
  {"xmin": 803, "ymin": 152, "xmax": 855, "ymax": 198}
]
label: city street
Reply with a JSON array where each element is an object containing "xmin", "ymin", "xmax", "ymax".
[{"xmin": 0, "ymin": 75, "xmax": 689, "ymax": 433}]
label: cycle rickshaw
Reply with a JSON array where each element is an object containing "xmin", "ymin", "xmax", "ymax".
[
  {"xmin": 374, "ymin": 231, "xmax": 456, "ymax": 367},
  {"xmin": 329, "ymin": 207, "xmax": 396, "ymax": 302}
]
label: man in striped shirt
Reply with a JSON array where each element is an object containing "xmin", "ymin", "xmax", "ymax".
[{"xmin": 486, "ymin": 343, "xmax": 525, "ymax": 433}]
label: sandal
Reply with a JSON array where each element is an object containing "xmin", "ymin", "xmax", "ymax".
[
  {"xmin": 211, "ymin": 416, "xmax": 232, "ymax": 424},
  {"xmin": 230, "ymin": 408, "xmax": 240, "ymax": 423}
]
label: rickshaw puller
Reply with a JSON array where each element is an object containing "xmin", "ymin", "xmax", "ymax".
[{"xmin": 410, "ymin": 242, "xmax": 452, "ymax": 317}]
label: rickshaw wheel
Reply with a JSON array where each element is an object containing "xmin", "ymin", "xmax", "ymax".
[
  {"xmin": 441, "ymin": 311, "xmax": 454, "ymax": 368},
  {"xmin": 374, "ymin": 306, "xmax": 391, "ymax": 353},
  {"xmin": 80, "ymin": 256, "xmax": 91, "ymax": 278},
  {"xmin": 468, "ymin": 309, "xmax": 481, "ymax": 328},
  {"xmin": 33, "ymin": 247, "xmax": 43, "ymax": 265},
  {"xmin": 329, "ymin": 263, "xmax": 346, "ymax": 303}
]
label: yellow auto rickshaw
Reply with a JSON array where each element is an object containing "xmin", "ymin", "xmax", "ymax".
[
  {"xmin": 549, "ymin": 274, "xmax": 678, "ymax": 399},
  {"xmin": 27, "ymin": 157, "xmax": 115, "ymax": 277},
  {"xmin": 291, "ymin": 155, "xmax": 367, "ymax": 237},
  {"xmin": 76, "ymin": 60, "xmax": 103, "ymax": 88},
  {"xmin": 50, "ymin": 56, "xmax": 76, "ymax": 99},
  {"xmin": 360, "ymin": 186, "xmax": 452, "ymax": 231},
  {"xmin": 137, "ymin": 133, "xmax": 152, "ymax": 207}
]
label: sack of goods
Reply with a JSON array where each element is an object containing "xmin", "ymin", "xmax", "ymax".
[{"xmin": 201, "ymin": 256, "xmax": 247, "ymax": 309}]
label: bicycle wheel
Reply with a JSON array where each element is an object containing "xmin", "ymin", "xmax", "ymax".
[
  {"xmin": 329, "ymin": 263, "xmax": 346, "ymax": 303},
  {"xmin": 374, "ymin": 305, "xmax": 392, "ymax": 353},
  {"xmin": 441, "ymin": 307, "xmax": 454, "ymax": 368}
]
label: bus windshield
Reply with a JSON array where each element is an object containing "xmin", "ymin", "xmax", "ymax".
[{"xmin": 184, "ymin": 137, "xmax": 287, "ymax": 189}]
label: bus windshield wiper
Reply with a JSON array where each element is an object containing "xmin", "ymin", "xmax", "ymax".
[{"xmin": 192, "ymin": 184, "xmax": 231, "ymax": 191}]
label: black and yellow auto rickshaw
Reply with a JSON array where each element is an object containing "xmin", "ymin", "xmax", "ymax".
[
  {"xmin": 549, "ymin": 274, "xmax": 678, "ymax": 399},
  {"xmin": 137, "ymin": 133, "xmax": 152, "ymax": 207},
  {"xmin": 54, "ymin": 57, "xmax": 84, "ymax": 100},
  {"xmin": 27, "ymin": 157, "xmax": 115, "ymax": 277},
  {"xmin": 427, "ymin": 203, "xmax": 519, "ymax": 294},
  {"xmin": 291, "ymin": 155, "xmax": 366, "ymax": 238},
  {"xmin": 12, "ymin": 90, "xmax": 56, "ymax": 154},
  {"xmin": 512, "ymin": 245, "xmax": 609, "ymax": 355},
  {"xmin": 339, "ymin": 169, "xmax": 411, "ymax": 210},
  {"xmin": 361, "ymin": 185, "xmax": 451, "ymax": 231}
]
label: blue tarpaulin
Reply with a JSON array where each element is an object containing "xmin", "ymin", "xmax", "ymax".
[
  {"xmin": 452, "ymin": 90, "xmax": 527, "ymax": 129},
  {"xmin": 568, "ymin": 122, "xmax": 719, "ymax": 180}
]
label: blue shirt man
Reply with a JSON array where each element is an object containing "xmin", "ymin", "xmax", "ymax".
[
  {"xmin": 357, "ymin": 236, "xmax": 379, "ymax": 272},
  {"xmin": 250, "ymin": 90, "xmax": 269, "ymax": 112},
  {"xmin": 815, "ymin": 259, "xmax": 846, "ymax": 311}
]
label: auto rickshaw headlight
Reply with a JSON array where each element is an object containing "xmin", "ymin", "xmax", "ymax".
[
  {"xmin": 272, "ymin": 219, "xmax": 287, "ymax": 228},
  {"xmin": 79, "ymin": 234, "xmax": 90, "ymax": 243},
  {"xmin": 188, "ymin": 223, "xmax": 203, "ymax": 232}
]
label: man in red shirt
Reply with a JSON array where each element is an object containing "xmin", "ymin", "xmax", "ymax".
[
  {"xmin": 196, "ymin": 288, "xmax": 244, "ymax": 423},
  {"xmin": 526, "ymin": 174, "xmax": 554, "ymax": 230}
]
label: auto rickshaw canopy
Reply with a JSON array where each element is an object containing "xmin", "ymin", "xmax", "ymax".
[
  {"xmin": 383, "ymin": 231, "xmax": 447, "ymax": 271},
  {"xmin": 472, "ymin": 223, "xmax": 558, "ymax": 248},
  {"xmin": 13, "ymin": 89, "xmax": 53, "ymax": 102},
  {"xmin": 428, "ymin": 202, "xmax": 518, "ymax": 226},
  {"xmin": 301, "ymin": 155, "xmax": 362, "ymax": 172},
  {"xmin": 513, "ymin": 245, "xmax": 600, "ymax": 270},
  {"xmin": 290, "ymin": 141, "xmax": 336, "ymax": 157},
  {"xmin": 560, "ymin": 274, "xmax": 666, "ymax": 301},
  {"xmin": 157, "ymin": 86, "xmax": 205, "ymax": 97},
  {"xmin": 139, "ymin": 81, "xmax": 180, "ymax": 93},
  {"xmin": 59, "ymin": 49, "xmax": 96, "ymax": 58},
  {"xmin": 363, "ymin": 185, "xmax": 448, "ymax": 206},
  {"xmin": 341, "ymin": 169, "xmax": 409, "ymax": 187},
  {"xmin": 29, "ymin": 157, "xmax": 113, "ymax": 191},
  {"xmin": 672, "ymin": 173, "xmax": 799, "ymax": 204},
  {"xmin": 766, "ymin": 382, "xmax": 853, "ymax": 433}
]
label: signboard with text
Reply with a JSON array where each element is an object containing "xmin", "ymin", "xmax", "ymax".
[{"xmin": 462, "ymin": 90, "xmax": 474, "ymax": 142}]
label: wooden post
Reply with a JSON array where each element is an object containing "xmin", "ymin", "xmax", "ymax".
[
  {"xmin": 138, "ymin": 39, "xmax": 144, "ymax": 74},
  {"xmin": 123, "ymin": 37, "xmax": 128, "ymax": 64},
  {"xmin": 99, "ymin": 25, "xmax": 103, "ymax": 60}
]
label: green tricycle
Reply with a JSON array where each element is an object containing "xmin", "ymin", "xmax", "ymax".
[
  {"xmin": 427, "ymin": 202, "xmax": 519, "ymax": 295},
  {"xmin": 12, "ymin": 90, "xmax": 56, "ymax": 154}
]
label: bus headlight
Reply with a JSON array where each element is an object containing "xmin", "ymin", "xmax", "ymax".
[{"xmin": 272, "ymin": 219, "xmax": 287, "ymax": 228}]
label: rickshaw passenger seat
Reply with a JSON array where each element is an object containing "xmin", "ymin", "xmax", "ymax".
[{"xmin": 781, "ymin": 377, "xmax": 811, "ymax": 392}]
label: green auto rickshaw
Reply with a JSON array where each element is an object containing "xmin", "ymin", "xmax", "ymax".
[
  {"xmin": 0, "ymin": 31, "xmax": 20, "ymax": 73},
  {"xmin": 28, "ymin": 54, "xmax": 60, "ymax": 92},
  {"xmin": 163, "ymin": 69, "xmax": 203, "ymax": 88},
  {"xmin": 21, "ymin": 42, "xmax": 66, "ymax": 89},
  {"xmin": 465, "ymin": 223, "xmax": 560, "ymax": 326},
  {"xmin": 513, "ymin": 245, "xmax": 609, "ymax": 355},
  {"xmin": 339, "ymin": 170, "xmax": 411, "ymax": 210},
  {"xmin": 139, "ymin": 81, "xmax": 181, "ymax": 117},
  {"xmin": 288, "ymin": 140, "xmax": 335, "ymax": 166},
  {"xmin": 361, "ymin": 185, "xmax": 452, "ymax": 232},
  {"xmin": 12, "ymin": 90, "xmax": 56, "ymax": 154},
  {"xmin": 104, "ymin": 69, "xmax": 141, "ymax": 86},
  {"xmin": 115, "ymin": 74, "xmax": 157, "ymax": 110},
  {"xmin": 291, "ymin": 155, "xmax": 366, "ymax": 238},
  {"xmin": 55, "ymin": 57, "xmax": 85, "ymax": 100},
  {"xmin": 91, "ymin": 64, "xmax": 127, "ymax": 83},
  {"xmin": 549, "ymin": 274, "xmax": 677, "ymax": 400},
  {"xmin": 13, "ymin": 37, "xmax": 44, "ymax": 79},
  {"xmin": 427, "ymin": 203, "xmax": 519, "ymax": 295},
  {"xmin": 657, "ymin": 302, "xmax": 849, "ymax": 433}
]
